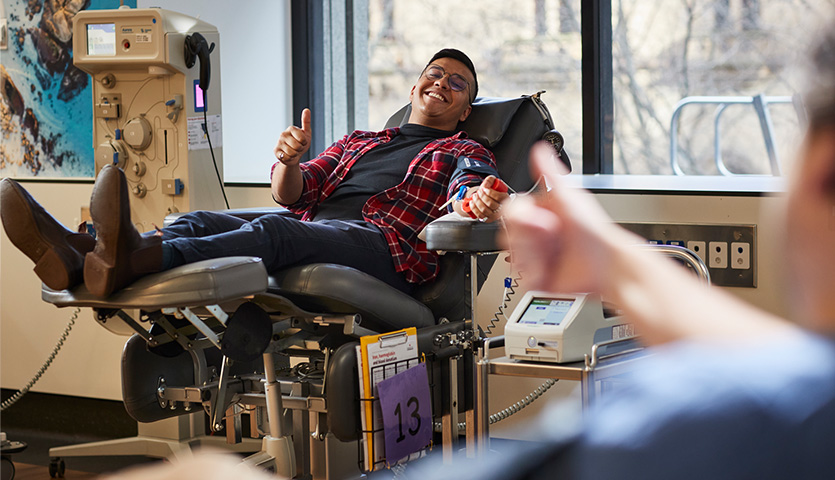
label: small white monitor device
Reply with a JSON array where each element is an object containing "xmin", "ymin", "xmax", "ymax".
[{"xmin": 504, "ymin": 291, "xmax": 633, "ymax": 363}]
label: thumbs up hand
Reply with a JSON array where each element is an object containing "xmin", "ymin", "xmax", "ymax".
[{"xmin": 274, "ymin": 108, "xmax": 313, "ymax": 167}]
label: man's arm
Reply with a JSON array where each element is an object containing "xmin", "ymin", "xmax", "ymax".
[
  {"xmin": 503, "ymin": 143, "xmax": 792, "ymax": 346},
  {"xmin": 271, "ymin": 109, "xmax": 312, "ymax": 204}
]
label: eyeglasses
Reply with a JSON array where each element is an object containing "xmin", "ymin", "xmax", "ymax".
[{"xmin": 423, "ymin": 65, "xmax": 471, "ymax": 96}]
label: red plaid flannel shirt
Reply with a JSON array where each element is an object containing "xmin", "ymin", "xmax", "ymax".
[{"xmin": 272, "ymin": 128, "xmax": 496, "ymax": 284}]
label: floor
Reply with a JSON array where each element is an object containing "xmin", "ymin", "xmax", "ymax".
[
  {"xmin": 1, "ymin": 427, "xmax": 158, "ymax": 478},
  {"xmin": 5, "ymin": 462, "xmax": 98, "ymax": 480},
  {"xmin": 1, "ymin": 389, "xmax": 160, "ymax": 479}
]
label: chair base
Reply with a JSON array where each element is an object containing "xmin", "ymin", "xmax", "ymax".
[{"xmin": 47, "ymin": 414, "xmax": 260, "ymax": 462}]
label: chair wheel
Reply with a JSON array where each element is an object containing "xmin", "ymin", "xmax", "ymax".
[
  {"xmin": 48, "ymin": 457, "xmax": 65, "ymax": 478},
  {"xmin": 1, "ymin": 456, "xmax": 15, "ymax": 480}
]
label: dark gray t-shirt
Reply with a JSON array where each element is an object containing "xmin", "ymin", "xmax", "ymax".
[{"xmin": 313, "ymin": 124, "xmax": 455, "ymax": 221}]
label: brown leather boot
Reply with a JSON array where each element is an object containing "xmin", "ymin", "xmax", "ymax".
[
  {"xmin": 1, "ymin": 178, "xmax": 96, "ymax": 290},
  {"xmin": 84, "ymin": 165, "xmax": 162, "ymax": 298}
]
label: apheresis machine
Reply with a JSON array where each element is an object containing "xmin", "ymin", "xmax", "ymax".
[
  {"xmin": 72, "ymin": 7, "xmax": 226, "ymax": 230},
  {"xmin": 504, "ymin": 291, "xmax": 634, "ymax": 363}
]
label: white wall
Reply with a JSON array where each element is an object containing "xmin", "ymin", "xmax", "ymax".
[{"xmin": 135, "ymin": 0, "xmax": 293, "ymax": 183}]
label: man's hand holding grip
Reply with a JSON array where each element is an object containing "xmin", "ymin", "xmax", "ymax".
[{"xmin": 457, "ymin": 175, "xmax": 509, "ymax": 222}]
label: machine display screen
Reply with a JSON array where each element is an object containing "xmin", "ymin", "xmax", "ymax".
[
  {"xmin": 518, "ymin": 298, "xmax": 575, "ymax": 326},
  {"xmin": 87, "ymin": 23, "xmax": 116, "ymax": 56}
]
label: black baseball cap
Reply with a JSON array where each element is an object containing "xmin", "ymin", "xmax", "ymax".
[{"xmin": 426, "ymin": 48, "xmax": 478, "ymax": 102}]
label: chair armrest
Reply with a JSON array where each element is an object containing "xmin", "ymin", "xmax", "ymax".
[
  {"xmin": 423, "ymin": 213, "xmax": 503, "ymax": 252},
  {"xmin": 164, "ymin": 207, "xmax": 299, "ymax": 227}
]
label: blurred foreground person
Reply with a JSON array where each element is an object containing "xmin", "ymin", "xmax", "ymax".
[
  {"xmin": 97, "ymin": 451, "xmax": 276, "ymax": 480},
  {"xmin": 416, "ymin": 18, "xmax": 835, "ymax": 480}
]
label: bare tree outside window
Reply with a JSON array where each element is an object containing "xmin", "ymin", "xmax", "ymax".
[
  {"xmin": 380, "ymin": 0, "xmax": 396, "ymax": 40},
  {"xmin": 535, "ymin": 0, "xmax": 547, "ymax": 37},
  {"xmin": 714, "ymin": 0, "xmax": 731, "ymax": 30},
  {"xmin": 611, "ymin": 0, "xmax": 824, "ymax": 174},
  {"xmin": 742, "ymin": 0, "xmax": 761, "ymax": 30},
  {"xmin": 559, "ymin": 0, "xmax": 580, "ymax": 33}
]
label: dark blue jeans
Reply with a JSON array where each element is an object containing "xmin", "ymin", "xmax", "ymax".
[{"xmin": 157, "ymin": 211, "xmax": 413, "ymax": 294}]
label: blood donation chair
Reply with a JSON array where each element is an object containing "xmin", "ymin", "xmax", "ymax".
[{"xmin": 41, "ymin": 93, "xmax": 569, "ymax": 478}]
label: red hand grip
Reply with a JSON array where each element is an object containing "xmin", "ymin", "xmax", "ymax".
[
  {"xmin": 461, "ymin": 198, "xmax": 477, "ymax": 218},
  {"xmin": 489, "ymin": 177, "xmax": 508, "ymax": 193},
  {"xmin": 461, "ymin": 178, "xmax": 506, "ymax": 219}
]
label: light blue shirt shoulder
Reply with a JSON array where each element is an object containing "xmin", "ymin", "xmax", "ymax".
[{"xmin": 576, "ymin": 331, "xmax": 835, "ymax": 479}]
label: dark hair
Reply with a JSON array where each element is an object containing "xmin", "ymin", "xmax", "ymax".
[
  {"xmin": 805, "ymin": 21, "xmax": 835, "ymax": 131},
  {"xmin": 425, "ymin": 48, "xmax": 478, "ymax": 103}
]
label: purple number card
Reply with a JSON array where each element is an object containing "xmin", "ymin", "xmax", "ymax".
[{"xmin": 376, "ymin": 363, "xmax": 433, "ymax": 464}]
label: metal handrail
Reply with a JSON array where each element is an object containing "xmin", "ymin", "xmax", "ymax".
[
  {"xmin": 670, "ymin": 94, "xmax": 800, "ymax": 176},
  {"xmin": 585, "ymin": 336, "xmax": 643, "ymax": 369},
  {"xmin": 636, "ymin": 244, "xmax": 711, "ymax": 287}
]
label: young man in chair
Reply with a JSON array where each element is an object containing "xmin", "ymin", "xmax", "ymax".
[{"xmin": 1, "ymin": 48, "xmax": 509, "ymax": 298}]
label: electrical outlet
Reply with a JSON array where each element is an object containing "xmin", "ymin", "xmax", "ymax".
[
  {"xmin": 686, "ymin": 241, "xmax": 707, "ymax": 263},
  {"xmin": 708, "ymin": 242, "xmax": 728, "ymax": 269},
  {"xmin": 619, "ymin": 223, "xmax": 756, "ymax": 287},
  {"xmin": 731, "ymin": 242, "xmax": 751, "ymax": 270}
]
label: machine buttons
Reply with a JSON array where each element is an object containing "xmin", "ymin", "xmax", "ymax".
[
  {"xmin": 132, "ymin": 183, "xmax": 147, "ymax": 198},
  {"xmin": 132, "ymin": 161, "xmax": 146, "ymax": 176},
  {"xmin": 527, "ymin": 336, "xmax": 537, "ymax": 348},
  {"xmin": 124, "ymin": 116, "xmax": 153, "ymax": 150},
  {"xmin": 100, "ymin": 73, "xmax": 116, "ymax": 88}
]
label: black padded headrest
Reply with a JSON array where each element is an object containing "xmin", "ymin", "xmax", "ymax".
[{"xmin": 385, "ymin": 97, "xmax": 532, "ymax": 148}]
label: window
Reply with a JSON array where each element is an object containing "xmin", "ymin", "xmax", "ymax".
[
  {"xmin": 611, "ymin": 0, "xmax": 827, "ymax": 175},
  {"xmin": 366, "ymin": 0, "xmax": 584, "ymax": 173}
]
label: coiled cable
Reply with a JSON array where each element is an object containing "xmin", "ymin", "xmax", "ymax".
[
  {"xmin": 433, "ymin": 378, "xmax": 558, "ymax": 432},
  {"xmin": 487, "ymin": 379, "xmax": 557, "ymax": 424},
  {"xmin": 1, "ymin": 308, "xmax": 80, "ymax": 411},
  {"xmin": 485, "ymin": 272, "xmax": 523, "ymax": 336}
]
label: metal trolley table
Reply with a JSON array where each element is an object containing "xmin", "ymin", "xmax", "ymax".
[{"xmin": 473, "ymin": 336, "xmax": 647, "ymax": 454}]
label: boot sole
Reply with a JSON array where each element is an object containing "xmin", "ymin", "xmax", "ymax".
[
  {"xmin": 83, "ymin": 251, "xmax": 116, "ymax": 298},
  {"xmin": 1, "ymin": 181, "xmax": 81, "ymax": 290},
  {"xmin": 84, "ymin": 165, "xmax": 127, "ymax": 298}
]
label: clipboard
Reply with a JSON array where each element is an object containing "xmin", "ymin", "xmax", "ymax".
[{"xmin": 357, "ymin": 327, "xmax": 420, "ymax": 471}]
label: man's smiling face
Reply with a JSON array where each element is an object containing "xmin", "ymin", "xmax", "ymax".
[{"xmin": 408, "ymin": 56, "xmax": 474, "ymax": 131}]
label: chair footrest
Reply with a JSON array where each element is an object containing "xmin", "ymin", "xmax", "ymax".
[{"xmin": 42, "ymin": 257, "xmax": 268, "ymax": 310}]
